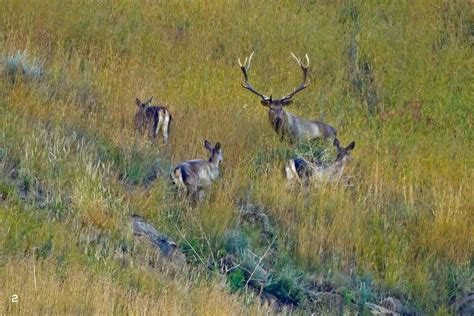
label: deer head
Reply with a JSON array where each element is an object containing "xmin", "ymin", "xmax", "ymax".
[
  {"xmin": 134, "ymin": 96, "xmax": 153, "ymax": 130},
  {"xmin": 238, "ymin": 52, "xmax": 310, "ymax": 130},
  {"xmin": 204, "ymin": 140, "xmax": 223, "ymax": 165},
  {"xmin": 135, "ymin": 96, "xmax": 153, "ymax": 109},
  {"xmin": 333, "ymin": 138, "xmax": 355, "ymax": 164}
]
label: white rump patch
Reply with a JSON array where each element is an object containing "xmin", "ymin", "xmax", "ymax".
[{"xmin": 285, "ymin": 159, "xmax": 299, "ymax": 181}]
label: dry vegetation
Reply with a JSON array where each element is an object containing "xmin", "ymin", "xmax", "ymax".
[{"xmin": 0, "ymin": 0, "xmax": 472, "ymax": 314}]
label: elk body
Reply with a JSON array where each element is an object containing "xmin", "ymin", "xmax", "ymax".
[
  {"xmin": 285, "ymin": 138, "xmax": 355, "ymax": 185},
  {"xmin": 170, "ymin": 140, "xmax": 223, "ymax": 201},
  {"xmin": 134, "ymin": 97, "xmax": 172, "ymax": 144},
  {"xmin": 238, "ymin": 52, "xmax": 337, "ymax": 143}
]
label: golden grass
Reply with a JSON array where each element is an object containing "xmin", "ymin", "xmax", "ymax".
[
  {"xmin": 1, "ymin": 0, "xmax": 472, "ymax": 313},
  {"xmin": 0, "ymin": 258, "xmax": 272, "ymax": 315}
]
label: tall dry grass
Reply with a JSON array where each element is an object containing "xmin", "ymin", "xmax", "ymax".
[
  {"xmin": 1, "ymin": 0, "xmax": 472, "ymax": 313},
  {"xmin": 0, "ymin": 257, "xmax": 272, "ymax": 315}
]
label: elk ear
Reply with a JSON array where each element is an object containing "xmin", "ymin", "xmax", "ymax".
[
  {"xmin": 204, "ymin": 140, "xmax": 213, "ymax": 152},
  {"xmin": 214, "ymin": 143, "xmax": 221, "ymax": 151},
  {"xmin": 135, "ymin": 98, "xmax": 142, "ymax": 108},
  {"xmin": 282, "ymin": 99, "xmax": 293, "ymax": 106},
  {"xmin": 346, "ymin": 141, "xmax": 355, "ymax": 151},
  {"xmin": 333, "ymin": 138, "xmax": 341, "ymax": 150}
]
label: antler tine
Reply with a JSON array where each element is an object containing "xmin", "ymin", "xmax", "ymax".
[
  {"xmin": 238, "ymin": 52, "xmax": 269, "ymax": 101},
  {"xmin": 238, "ymin": 51, "xmax": 254, "ymax": 69},
  {"xmin": 290, "ymin": 52, "xmax": 300, "ymax": 65},
  {"xmin": 278, "ymin": 53, "xmax": 311, "ymax": 103},
  {"xmin": 246, "ymin": 51, "xmax": 254, "ymax": 68},
  {"xmin": 290, "ymin": 52, "xmax": 309, "ymax": 69}
]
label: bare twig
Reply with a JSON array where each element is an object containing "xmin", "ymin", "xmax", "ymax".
[
  {"xmin": 245, "ymin": 237, "xmax": 275, "ymax": 292},
  {"xmin": 195, "ymin": 218, "xmax": 217, "ymax": 268},
  {"xmin": 227, "ymin": 263, "xmax": 253, "ymax": 275},
  {"xmin": 32, "ymin": 248, "xmax": 37, "ymax": 293},
  {"xmin": 175, "ymin": 226, "xmax": 207, "ymax": 267},
  {"xmin": 33, "ymin": 262, "xmax": 37, "ymax": 292}
]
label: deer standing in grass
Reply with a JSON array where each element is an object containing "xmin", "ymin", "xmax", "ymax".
[
  {"xmin": 285, "ymin": 138, "xmax": 355, "ymax": 185},
  {"xmin": 238, "ymin": 52, "xmax": 337, "ymax": 143},
  {"xmin": 170, "ymin": 140, "xmax": 223, "ymax": 201},
  {"xmin": 134, "ymin": 97, "xmax": 172, "ymax": 144}
]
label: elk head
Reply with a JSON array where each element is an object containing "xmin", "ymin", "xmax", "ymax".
[{"xmin": 238, "ymin": 52, "xmax": 310, "ymax": 132}]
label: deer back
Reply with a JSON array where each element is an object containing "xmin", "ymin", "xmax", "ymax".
[
  {"xmin": 285, "ymin": 157, "xmax": 319, "ymax": 181},
  {"xmin": 171, "ymin": 141, "xmax": 222, "ymax": 193},
  {"xmin": 286, "ymin": 139, "xmax": 354, "ymax": 184},
  {"xmin": 174, "ymin": 159, "xmax": 219, "ymax": 189}
]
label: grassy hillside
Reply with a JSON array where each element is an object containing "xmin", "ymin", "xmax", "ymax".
[{"xmin": 1, "ymin": 0, "xmax": 472, "ymax": 314}]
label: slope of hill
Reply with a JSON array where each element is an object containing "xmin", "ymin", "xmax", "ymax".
[{"xmin": 1, "ymin": 1, "xmax": 472, "ymax": 314}]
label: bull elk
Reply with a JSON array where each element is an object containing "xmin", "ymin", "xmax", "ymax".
[
  {"xmin": 285, "ymin": 138, "xmax": 355, "ymax": 185},
  {"xmin": 134, "ymin": 97, "xmax": 172, "ymax": 144},
  {"xmin": 170, "ymin": 140, "xmax": 223, "ymax": 201},
  {"xmin": 238, "ymin": 52, "xmax": 337, "ymax": 143}
]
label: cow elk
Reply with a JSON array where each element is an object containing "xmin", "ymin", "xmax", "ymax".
[
  {"xmin": 134, "ymin": 97, "xmax": 172, "ymax": 144},
  {"xmin": 170, "ymin": 140, "xmax": 223, "ymax": 201},
  {"xmin": 238, "ymin": 52, "xmax": 337, "ymax": 143},
  {"xmin": 285, "ymin": 138, "xmax": 355, "ymax": 185}
]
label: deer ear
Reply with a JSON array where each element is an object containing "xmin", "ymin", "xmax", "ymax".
[
  {"xmin": 346, "ymin": 141, "xmax": 355, "ymax": 151},
  {"xmin": 204, "ymin": 140, "xmax": 213, "ymax": 152},
  {"xmin": 145, "ymin": 96, "xmax": 153, "ymax": 104},
  {"xmin": 260, "ymin": 100, "xmax": 271, "ymax": 107},
  {"xmin": 333, "ymin": 138, "xmax": 341, "ymax": 150},
  {"xmin": 135, "ymin": 98, "xmax": 142, "ymax": 107},
  {"xmin": 214, "ymin": 143, "xmax": 221, "ymax": 150}
]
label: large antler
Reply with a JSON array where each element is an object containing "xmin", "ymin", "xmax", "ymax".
[
  {"xmin": 278, "ymin": 53, "xmax": 310, "ymax": 104},
  {"xmin": 238, "ymin": 52, "xmax": 270, "ymax": 101}
]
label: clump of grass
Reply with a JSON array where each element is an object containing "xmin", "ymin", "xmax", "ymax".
[
  {"xmin": 264, "ymin": 275, "xmax": 303, "ymax": 305},
  {"xmin": 0, "ymin": 257, "xmax": 273, "ymax": 315},
  {"xmin": 224, "ymin": 229, "xmax": 249, "ymax": 254},
  {"xmin": 2, "ymin": 50, "xmax": 46, "ymax": 82},
  {"xmin": 252, "ymin": 140, "xmax": 329, "ymax": 176},
  {"xmin": 228, "ymin": 269, "xmax": 246, "ymax": 292}
]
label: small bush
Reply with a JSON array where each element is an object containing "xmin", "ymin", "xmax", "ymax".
[
  {"xmin": 36, "ymin": 237, "xmax": 53, "ymax": 259},
  {"xmin": 264, "ymin": 275, "xmax": 303, "ymax": 305},
  {"xmin": 224, "ymin": 230, "xmax": 249, "ymax": 254},
  {"xmin": 3, "ymin": 51, "xmax": 46, "ymax": 82},
  {"xmin": 228, "ymin": 269, "xmax": 246, "ymax": 292}
]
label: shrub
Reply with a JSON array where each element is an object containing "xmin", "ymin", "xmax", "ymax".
[{"xmin": 3, "ymin": 50, "xmax": 46, "ymax": 82}]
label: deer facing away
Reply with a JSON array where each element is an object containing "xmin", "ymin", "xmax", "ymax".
[
  {"xmin": 134, "ymin": 97, "xmax": 172, "ymax": 144},
  {"xmin": 238, "ymin": 52, "xmax": 337, "ymax": 144},
  {"xmin": 285, "ymin": 138, "xmax": 355, "ymax": 185},
  {"xmin": 170, "ymin": 140, "xmax": 223, "ymax": 201}
]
